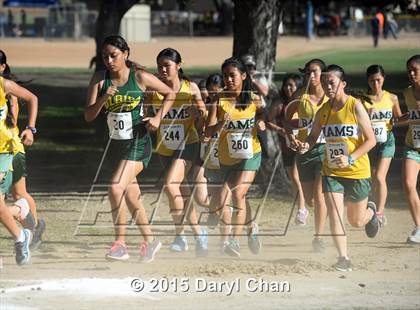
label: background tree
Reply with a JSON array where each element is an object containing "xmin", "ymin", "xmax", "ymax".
[
  {"xmin": 93, "ymin": 0, "xmax": 139, "ymax": 71},
  {"xmin": 232, "ymin": 0, "xmax": 286, "ymax": 82}
]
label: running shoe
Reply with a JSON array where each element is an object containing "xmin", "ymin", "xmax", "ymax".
[
  {"xmin": 312, "ymin": 237, "xmax": 325, "ymax": 253},
  {"xmin": 139, "ymin": 239, "xmax": 162, "ymax": 263},
  {"xmin": 105, "ymin": 241, "xmax": 129, "ymax": 261},
  {"xmin": 30, "ymin": 218, "xmax": 46, "ymax": 250},
  {"xmin": 220, "ymin": 240, "xmax": 229, "ymax": 254},
  {"xmin": 295, "ymin": 207, "xmax": 309, "ymax": 226},
  {"xmin": 15, "ymin": 198, "xmax": 36, "ymax": 231},
  {"xmin": 15, "ymin": 229, "xmax": 32, "ymax": 266},
  {"xmin": 248, "ymin": 222, "xmax": 261, "ymax": 255},
  {"xmin": 376, "ymin": 212, "xmax": 387, "ymax": 227},
  {"xmin": 333, "ymin": 256, "xmax": 352, "ymax": 272},
  {"xmin": 407, "ymin": 228, "xmax": 420, "ymax": 244},
  {"xmin": 365, "ymin": 201, "xmax": 379, "ymax": 238},
  {"xmin": 224, "ymin": 238, "xmax": 241, "ymax": 257},
  {"xmin": 169, "ymin": 235, "xmax": 188, "ymax": 252},
  {"xmin": 195, "ymin": 228, "xmax": 208, "ymax": 257}
]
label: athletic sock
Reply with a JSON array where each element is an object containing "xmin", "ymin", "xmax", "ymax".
[{"xmin": 15, "ymin": 229, "xmax": 25, "ymax": 243}]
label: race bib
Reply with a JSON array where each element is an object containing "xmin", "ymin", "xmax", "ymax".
[
  {"xmin": 107, "ymin": 112, "xmax": 133, "ymax": 140},
  {"xmin": 412, "ymin": 125, "xmax": 420, "ymax": 148},
  {"xmin": 0, "ymin": 106, "xmax": 7, "ymax": 121},
  {"xmin": 326, "ymin": 142, "xmax": 349, "ymax": 169},
  {"xmin": 372, "ymin": 122, "xmax": 387, "ymax": 143},
  {"xmin": 160, "ymin": 124, "xmax": 185, "ymax": 150},
  {"xmin": 228, "ymin": 132, "xmax": 253, "ymax": 159}
]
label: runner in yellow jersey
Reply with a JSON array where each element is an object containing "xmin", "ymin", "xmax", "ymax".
[
  {"xmin": 0, "ymin": 49, "xmax": 45, "ymax": 249},
  {"xmin": 298, "ymin": 64, "xmax": 377, "ymax": 271},
  {"xmin": 285, "ymin": 59, "xmax": 328, "ymax": 252},
  {"xmin": 206, "ymin": 57, "xmax": 265, "ymax": 257},
  {"xmin": 85, "ymin": 36, "xmax": 175, "ymax": 262},
  {"xmin": 0, "ymin": 63, "xmax": 38, "ymax": 265},
  {"xmin": 363, "ymin": 65, "xmax": 404, "ymax": 226},
  {"xmin": 402, "ymin": 55, "xmax": 420, "ymax": 244},
  {"xmin": 148, "ymin": 48, "xmax": 209, "ymax": 256}
]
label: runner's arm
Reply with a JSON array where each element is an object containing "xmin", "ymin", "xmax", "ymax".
[
  {"xmin": 139, "ymin": 70, "xmax": 175, "ymax": 131},
  {"xmin": 84, "ymin": 71, "xmax": 111, "ymax": 122}
]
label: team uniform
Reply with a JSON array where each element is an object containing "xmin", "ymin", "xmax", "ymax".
[
  {"xmin": 151, "ymin": 80, "xmax": 199, "ymax": 167},
  {"xmin": 402, "ymin": 86, "xmax": 420, "ymax": 163},
  {"xmin": 0, "ymin": 76, "xmax": 16, "ymax": 194},
  {"xmin": 319, "ymin": 95, "xmax": 371, "ymax": 202},
  {"xmin": 364, "ymin": 90, "xmax": 396, "ymax": 161},
  {"xmin": 296, "ymin": 93, "xmax": 328, "ymax": 182},
  {"xmin": 201, "ymin": 131, "xmax": 222, "ymax": 183},
  {"xmin": 217, "ymin": 93, "xmax": 261, "ymax": 179},
  {"xmin": 100, "ymin": 68, "xmax": 151, "ymax": 169}
]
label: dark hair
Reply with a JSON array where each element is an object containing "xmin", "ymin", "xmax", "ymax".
[
  {"xmin": 407, "ymin": 54, "xmax": 420, "ymax": 66},
  {"xmin": 101, "ymin": 35, "xmax": 132, "ymax": 68},
  {"xmin": 323, "ymin": 64, "xmax": 346, "ymax": 81},
  {"xmin": 0, "ymin": 49, "xmax": 17, "ymax": 128},
  {"xmin": 280, "ymin": 73, "xmax": 303, "ymax": 101},
  {"xmin": 102, "ymin": 35, "xmax": 130, "ymax": 55},
  {"xmin": 366, "ymin": 64, "xmax": 385, "ymax": 79},
  {"xmin": 324, "ymin": 64, "xmax": 372, "ymax": 104},
  {"xmin": 156, "ymin": 47, "xmax": 189, "ymax": 81},
  {"xmin": 221, "ymin": 57, "xmax": 253, "ymax": 110},
  {"xmin": 0, "ymin": 49, "xmax": 11, "ymax": 79},
  {"xmin": 205, "ymin": 73, "xmax": 224, "ymax": 90},
  {"xmin": 299, "ymin": 58, "xmax": 326, "ymax": 73}
]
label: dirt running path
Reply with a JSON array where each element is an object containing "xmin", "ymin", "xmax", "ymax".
[
  {"xmin": 2, "ymin": 34, "xmax": 419, "ymax": 69},
  {"xmin": 0, "ymin": 196, "xmax": 419, "ymax": 309}
]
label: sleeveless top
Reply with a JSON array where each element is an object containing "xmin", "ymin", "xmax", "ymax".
[
  {"xmin": 403, "ymin": 87, "xmax": 420, "ymax": 151},
  {"xmin": 151, "ymin": 80, "xmax": 199, "ymax": 156},
  {"xmin": 318, "ymin": 95, "xmax": 371, "ymax": 179},
  {"xmin": 99, "ymin": 68, "xmax": 145, "ymax": 141},
  {"xmin": 217, "ymin": 93, "xmax": 261, "ymax": 166}
]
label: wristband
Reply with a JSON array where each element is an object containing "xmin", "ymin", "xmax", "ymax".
[
  {"xmin": 26, "ymin": 126, "xmax": 37, "ymax": 134},
  {"xmin": 348, "ymin": 155, "xmax": 355, "ymax": 166}
]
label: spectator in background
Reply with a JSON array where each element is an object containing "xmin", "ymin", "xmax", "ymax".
[
  {"xmin": 20, "ymin": 9, "xmax": 26, "ymax": 36},
  {"xmin": 330, "ymin": 12, "xmax": 341, "ymax": 36},
  {"xmin": 7, "ymin": 9, "xmax": 14, "ymax": 36},
  {"xmin": 376, "ymin": 9, "xmax": 384, "ymax": 36},
  {"xmin": 384, "ymin": 11, "xmax": 398, "ymax": 40},
  {"xmin": 0, "ymin": 11, "xmax": 5, "ymax": 37},
  {"xmin": 371, "ymin": 13, "xmax": 380, "ymax": 47}
]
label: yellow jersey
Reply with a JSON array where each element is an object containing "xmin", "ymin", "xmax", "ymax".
[
  {"xmin": 0, "ymin": 77, "xmax": 25, "ymax": 154},
  {"xmin": 297, "ymin": 93, "xmax": 329, "ymax": 143},
  {"xmin": 151, "ymin": 80, "xmax": 199, "ymax": 156},
  {"xmin": 217, "ymin": 93, "xmax": 261, "ymax": 166},
  {"xmin": 364, "ymin": 90, "xmax": 394, "ymax": 143},
  {"xmin": 403, "ymin": 87, "xmax": 420, "ymax": 151},
  {"xmin": 319, "ymin": 95, "xmax": 371, "ymax": 179}
]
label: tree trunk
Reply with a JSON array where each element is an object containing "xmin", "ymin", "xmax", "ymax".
[
  {"xmin": 94, "ymin": 0, "xmax": 139, "ymax": 71},
  {"xmin": 232, "ymin": 0, "xmax": 285, "ymax": 82},
  {"xmin": 232, "ymin": 0, "xmax": 290, "ymax": 197}
]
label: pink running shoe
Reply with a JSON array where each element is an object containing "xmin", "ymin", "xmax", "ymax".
[{"xmin": 105, "ymin": 241, "xmax": 129, "ymax": 261}]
